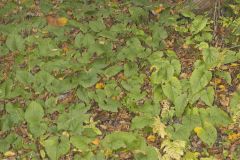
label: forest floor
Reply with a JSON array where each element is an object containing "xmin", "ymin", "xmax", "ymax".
[{"xmin": 0, "ymin": 0, "xmax": 240, "ymax": 160}]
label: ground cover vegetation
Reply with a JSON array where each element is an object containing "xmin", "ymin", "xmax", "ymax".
[{"xmin": 0, "ymin": 0, "xmax": 240, "ymax": 159}]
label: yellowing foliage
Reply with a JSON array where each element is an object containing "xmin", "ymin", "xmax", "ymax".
[
  {"xmin": 4, "ymin": 151, "xmax": 16, "ymax": 157},
  {"xmin": 95, "ymin": 82, "xmax": 105, "ymax": 89},
  {"xmin": 152, "ymin": 117, "xmax": 167, "ymax": 138},
  {"xmin": 92, "ymin": 138, "xmax": 100, "ymax": 145},
  {"xmin": 194, "ymin": 127, "xmax": 203, "ymax": 135},
  {"xmin": 151, "ymin": 4, "xmax": 165, "ymax": 15},
  {"xmin": 57, "ymin": 17, "xmax": 68, "ymax": 26},
  {"xmin": 147, "ymin": 135, "xmax": 156, "ymax": 142},
  {"xmin": 228, "ymin": 133, "xmax": 240, "ymax": 141},
  {"xmin": 46, "ymin": 16, "xmax": 68, "ymax": 27}
]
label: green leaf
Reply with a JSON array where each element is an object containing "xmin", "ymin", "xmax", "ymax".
[
  {"xmin": 76, "ymin": 86, "xmax": 90, "ymax": 103},
  {"xmin": 133, "ymin": 101, "xmax": 160, "ymax": 116},
  {"xmin": 195, "ymin": 122, "xmax": 217, "ymax": 147},
  {"xmin": 6, "ymin": 34, "xmax": 25, "ymax": 51},
  {"xmin": 43, "ymin": 136, "xmax": 70, "ymax": 160},
  {"xmin": 202, "ymin": 47, "xmax": 221, "ymax": 69},
  {"xmin": 25, "ymin": 101, "xmax": 44, "ymax": 124},
  {"xmin": 33, "ymin": 70, "xmax": 55, "ymax": 93},
  {"xmin": 170, "ymin": 108, "xmax": 201, "ymax": 141},
  {"xmin": 190, "ymin": 65, "xmax": 212, "ymax": 94},
  {"xmin": 230, "ymin": 91, "xmax": 240, "ymax": 118},
  {"xmin": 124, "ymin": 62, "xmax": 138, "ymax": 78},
  {"xmin": 89, "ymin": 19, "xmax": 106, "ymax": 32},
  {"xmin": 129, "ymin": 6, "xmax": 148, "ymax": 22},
  {"xmin": 147, "ymin": 51, "xmax": 164, "ymax": 65},
  {"xmin": 29, "ymin": 122, "xmax": 47, "ymax": 138},
  {"xmin": 174, "ymin": 93, "xmax": 188, "ymax": 117},
  {"xmin": 102, "ymin": 132, "xmax": 146, "ymax": 151},
  {"xmin": 78, "ymin": 70, "xmax": 100, "ymax": 88},
  {"xmin": 38, "ymin": 39, "xmax": 59, "ymax": 57},
  {"xmin": 222, "ymin": 50, "xmax": 240, "ymax": 64},
  {"xmin": 24, "ymin": 101, "xmax": 46, "ymax": 137},
  {"xmin": 104, "ymin": 65, "xmax": 123, "ymax": 78},
  {"xmin": 207, "ymin": 106, "xmax": 232, "ymax": 126},
  {"xmin": 0, "ymin": 45, "xmax": 9, "ymax": 56},
  {"xmin": 118, "ymin": 37, "xmax": 145, "ymax": 61},
  {"xmin": 131, "ymin": 115, "xmax": 154, "ymax": 130},
  {"xmin": 0, "ymin": 103, "xmax": 25, "ymax": 131},
  {"xmin": 200, "ymin": 87, "xmax": 214, "ymax": 106},
  {"xmin": 16, "ymin": 70, "xmax": 34, "ymax": 85},
  {"xmin": 0, "ymin": 134, "xmax": 19, "ymax": 153},
  {"xmin": 153, "ymin": 85, "xmax": 164, "ymax": 103},
  {"xmin": 57, "ymin": 110, "xmax": 89, "ymax": 133},
  {"xmin": 74, "ymin": 33, "xmax": 83, "ymax": 48},
  {"xmin": 70, "ymin": 136, "xmax": 91, "ymax": 152},
  {"xmin": 134, "ymin": 146, "xmax": 160, "ymax": 160},
  {"xmin": 151, "ymin": 60, "xmax": 174, "ymax": 84},
  {"xmin": 190, "ymin": 16, "xmax": 208, "ymax": 34},
  {"xmin": 215, "ymin": 71, "xmax": 232, "ymax": 85},
  {"xmin": 171, "ymin": 59, "xmax": 181, "ymax": 76},
  {"xmin": 169, "ymin": 124, "xmax": 193, "ymax": 141},
  {"xmin": 82, "ymin": 34, "xmax": 95, "ymax": 48},
  {"xmin": 152, "ymin": 26, "xmax": 168, "ymax": 41},
  {"xmin": 4, "ymin": 103, "xmax": 24, "ymax": 126},
  {"xmin": 162, "ymin": 77, "xmax": 182, "ymax": 102},
  {"xmin": 97, "ymin": 98, "xmax": 121, "ymax": 112}
]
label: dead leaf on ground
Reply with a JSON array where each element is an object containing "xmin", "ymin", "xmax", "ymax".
[{"xmin": 46, "ymin": 15, "xmax": 68, "ymax": 27}]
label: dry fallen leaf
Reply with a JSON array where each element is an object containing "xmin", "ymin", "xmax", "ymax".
[
  {"xmin": 214, "ymin": 78, "xmax": 222, "ymax": 84},
  {"xmin": 95, "ymin": 82, "xmax": 105, "ymax": 89},
  {"xmin": 62, "ymin": 131, "xmax": 70, "ymax": 138},
  {"xmin": 219, "ymin": 85, "xmax": 227, "ymax": 92},
  {"xmin": 152, "ymin": 117, "xmax": 167, "ymax": 138},
  {"xmin": 147, "ymin": 135, "xmax": 156, "ymax": 142},
  {"xmin": 46, "ymin": 15, "xmax": 68, "ymax": 27},
  {"xmin": 57, "ymin": 17, "xmax": 68, "ymax": 26},
  {"xmin": 230, "ymin": 63, "xmax": 239, "ymax": 67},
  {"xmin": 219, "ymin": 94, "xmax": 230, "ymax": 107},
  {"xmin": 92, "ymin": 138, "xmax": 100, "ymax": 145},
  {"xmin": 151, "ymin": 4, "xmax": 165, "ymax": 15},
  {"xmin": 4, "ymin": 151, "xmax": 16, "ymax": 157},
  {"xmin": 228, "ymin": 133, "xmax": 240, "ymax": 141}
]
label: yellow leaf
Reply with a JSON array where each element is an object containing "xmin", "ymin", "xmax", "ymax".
[
  {"xmin": 228, "ymin": 133, "xmax": 240, "ymax": 141},
  {"xmin": 151, "ymin": 4, "xmax": 165, "ymax": 15},
  {"xmin": 219, "ymin": 85, "xmax": 226, "ymax": 91},
  {"xmin": 95, "ymin": 82, "xmax": 105, "ymax": 89},
  {"xmin": 57, "ymin": 17, "xmax": 68, "ymax": 26},
  {"xmin": 4, "ymin": 151, "xmax": 16, "ymax": 157},
  {"xmin": 147, "ymin": 135, "xmax": 156, "ymax": 142},
  {"xmin": 59, "ymin": 77, "xmax": 64, "ymax": 80},
  {"xmin": 214, "ymin": 78, "xmax": 222, "ymax": 84},
  {"xmin": 230, "ymin": 63, "xmax": 239, "ymax": 67},
  {"xmin": 182, "ymin": 44, "xmax": 189, "ymax": 49},
  {"xmin": 40, "ymin": 150, "xmax": 46, "ymax": 159},
  {"xmin": 150, "ymin": 65, "xmax": 158, "ymax": 72},
  {"xmin": 194, "ymin": 127, "xmax": 203, "ymax": 135},
  {"xmin": 104, "ymin": 148, "xmax": 112, "ymax": 157},
  {"xmin": 92, "ymin": 138, "xmax": 100, "ymax": 145},
  {"xmin": 152, "ymin": 117, "xmax": 167, "ymax": 138},
  {"xmin": 62, "ymin": 131, "xmax": 70, "ymax": 138}
]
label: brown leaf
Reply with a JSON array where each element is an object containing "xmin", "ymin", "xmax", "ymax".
[{"xmin": 46, "ymin": 15, "xmax": 68, "ymax": 27}]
